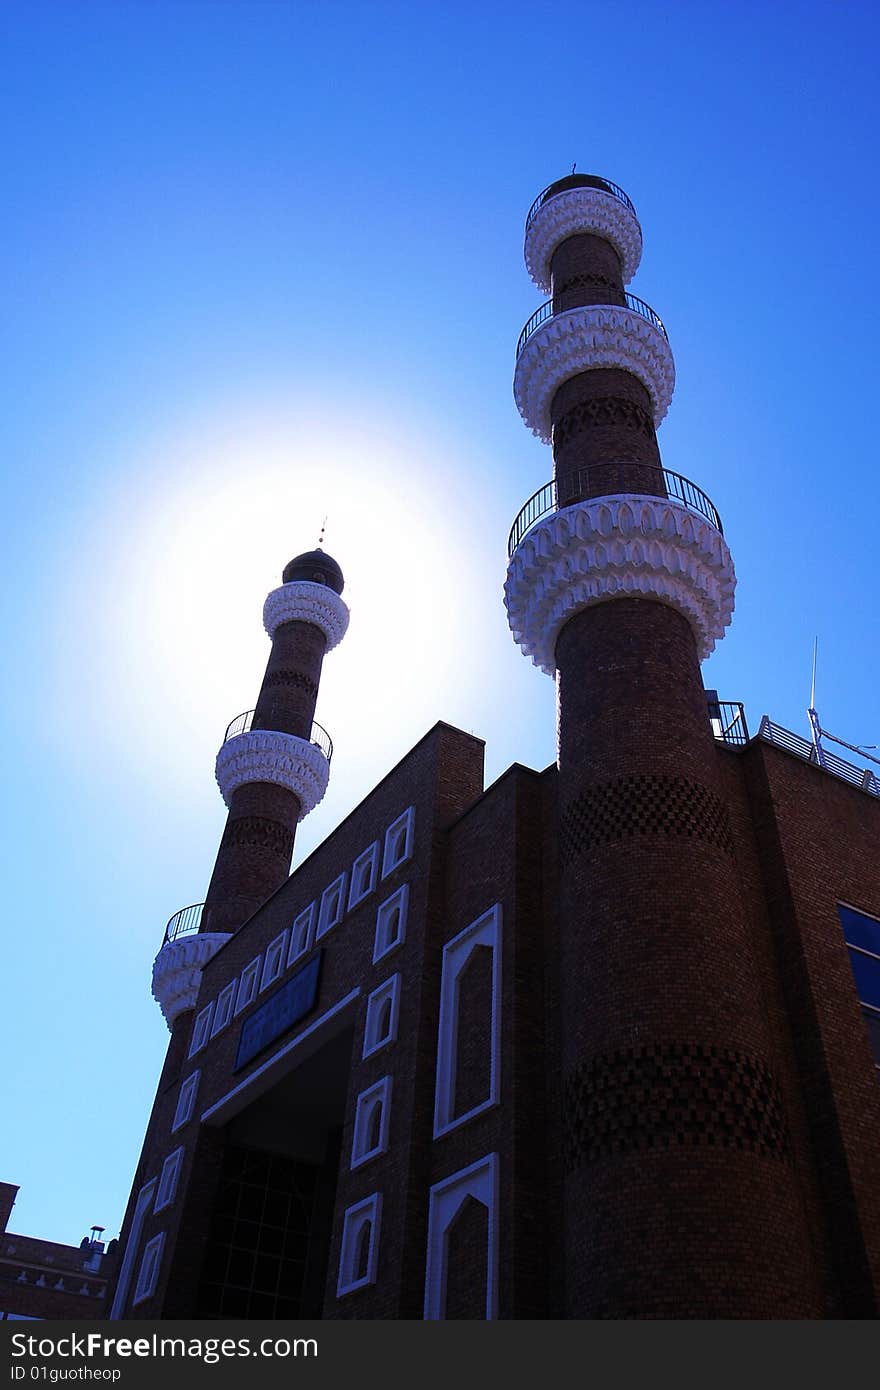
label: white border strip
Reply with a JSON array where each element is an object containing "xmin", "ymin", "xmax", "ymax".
[{"xmin": 200, "ymin": 988, "xmax": 361, "ymax": 1125}]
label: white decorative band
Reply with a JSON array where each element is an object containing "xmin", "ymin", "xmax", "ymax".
[
  {"xmin": 524, "ymin": 188, "xmax": 643, "ymax": 292},
  {"xmin": 504, "ymin": 493, "xmax": 735, "ymax": 674},
  {"xmin": 514, "ymin": 305, "xmax": 675, "ymax": 441},
  {"xmin": 263, "ymin": 580, "xmax": 350, "ymax": 649},
  {"xmin": 514, "ymin": 307, "xmax": 672, "ymax": 442},
  {"xmin": 152, "ymin": 931, "xmax": 231, "ymax": 1028},
  {"xmin": 215, "ymin": 728, "xmax": 330, "ymax": 818}
]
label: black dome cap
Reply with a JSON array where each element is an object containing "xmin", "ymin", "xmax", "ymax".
[{"xmin": 282, "ymin": 549, "xmax": 345, "ymax": 594}]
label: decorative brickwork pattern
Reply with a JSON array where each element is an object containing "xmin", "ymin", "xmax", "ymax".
[
  {"xmin": 562, "ymin": 1045, "xmax": 791, "ymax": 1171},
  {"xmin": 225, "ymin": 815, "xmax": 295, "ymax": 859},
  {"xmin": 261, "ymin": 669, "xmax": 319, "ymax": 698},
  {"xmin": 553, "ymin": 272, "xmax": 622, "ymax": 305},
  {"xmin": 559, "ymin": 774, "xmax": 734, "ymax": 865},
  {"xmin": 553, "ymin": 395, "xmax": 656, "ymax": 448}
]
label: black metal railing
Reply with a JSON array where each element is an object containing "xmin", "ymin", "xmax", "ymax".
[
  {"xmin": 224, "ymin": 708, "xmax": 255, "ymax": 741},
  {"xmin": 707, "ymin": 694, "xmax": 749, "ymax": 747},
  {"xmin": 164, "ymin": 902, "xmax": 206, "ymax": 945},
  {"xmin": 223, "ymin": 709, "xmax": 334, "ymax": 763},
  {"xmin": 507, "ymin": 467, "xmax": 723, "ymax": 557},
  {"xmin": 526, "ymin": 174, "xmax": 636, "ymax": 231},
  {"xmin": 516, "ymin": 292, "xmax": 666, "ymax": 358}
]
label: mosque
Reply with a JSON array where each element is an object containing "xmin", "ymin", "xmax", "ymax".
[{"xmin": 107, "ymin": 175, "xmax": 880, "ymax": 1319}]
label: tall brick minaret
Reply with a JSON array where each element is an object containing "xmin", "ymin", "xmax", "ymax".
[
  {"xmin": 505, "ymin": 175, "xmax": 822, "ymax": 1317},
  {"xmin": 151, "ymin": 546, "xmax": 348, "ymax": 1057}
]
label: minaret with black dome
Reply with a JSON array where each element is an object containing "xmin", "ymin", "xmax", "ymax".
[
  {"xmin": 151, "ymin": 545, "xmax": 348, "ymax": 1045},
  {"xmin": 505, "ymin": 173, "xmax": 822, "ymax": 1318}
]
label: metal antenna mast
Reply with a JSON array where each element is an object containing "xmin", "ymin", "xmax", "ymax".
[{"xmin": 807, "ymin": 637, "xmax": 825, "ymax": 766}]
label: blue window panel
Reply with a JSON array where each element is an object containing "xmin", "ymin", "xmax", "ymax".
[
  {"xmin": 847, "ymin": 947, "xmax": 880, "ymax": 1011},
  {"xmin": 838, "ymin": 904, "xmax": 880, "ymax": 957},
  {"xmin": 861, "ymin": 1009, "xmax": 880, "ymax": 1067}
]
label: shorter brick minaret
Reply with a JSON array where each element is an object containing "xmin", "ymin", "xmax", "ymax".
[{"xmin": 150, "ymin": 546, "xmax": 349, "ymax": 1049}]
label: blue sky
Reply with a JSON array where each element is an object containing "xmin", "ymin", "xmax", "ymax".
[{"xmin": 3, "ymin": 1, "xmax": 879, "ymax": 1244}]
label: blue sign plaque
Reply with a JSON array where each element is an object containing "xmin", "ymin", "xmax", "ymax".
[{"xmin": 234, "ymin": 951, "xmax": 322, "ymax": 1072}]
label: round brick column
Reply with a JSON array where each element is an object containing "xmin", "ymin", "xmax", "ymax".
[
  {"xmin": 548, "ymin": 226, "xmax": 664, "ymax": 499},
  {"xmin": 555, "ymin": 601, "xmax": 822, "ymax": 1317}
]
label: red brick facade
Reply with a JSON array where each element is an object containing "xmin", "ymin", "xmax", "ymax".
[
  {"xmin": 108, "ymin": 718, "xmax": 880, "ymax": 1320},
  {"xmin": 1, "ymin": 1183, "xmax": 115, "ymax": 1321}
]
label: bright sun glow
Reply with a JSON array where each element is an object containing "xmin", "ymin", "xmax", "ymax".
[{"xmin": 60, "ymin": 390, "xmax": 494, "ymax": 843}]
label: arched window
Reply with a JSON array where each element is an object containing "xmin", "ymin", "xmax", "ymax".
[
  {"xmin": 337, "ymin": 1194, "xmax": 382, "ymax": 1297},
  {"xmin": 351, "ymin": 1077, "xmax": 392, "ymax": 1168}
]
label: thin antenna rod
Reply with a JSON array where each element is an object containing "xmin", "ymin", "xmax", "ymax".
[
  {"xmin": 807, "ymin": 636, "xmax": 825, "ymax": 767},
  {"xmin": 805, "ymin": 636, "xmax": 879, "ymax": 772}
]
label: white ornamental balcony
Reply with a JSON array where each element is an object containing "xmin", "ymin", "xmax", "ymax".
[
  {"xmin": 514, "ymin": 296, "xmax": 675, "ymax": 441},
  {"xmin": 524, "ymin": 175, "xmax": 643, "ymax": 292},
  {"xmin": 152, "ymin": 927, "xmax": 231, "ymax": 1028},
  {"xmin": 504, "ymin": 481, "xmax": 735, "ymax": 675},
  {"xmin": 215, "ymin": 721, "xmax": 332, "ymax": 818},
  {"xmin": 263, "ymin": 579, "xmax": 349, "ymax": 648}
]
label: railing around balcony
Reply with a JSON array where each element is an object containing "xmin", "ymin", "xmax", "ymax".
[
  {"xmin": 164, "ymin": 901, "xmax": 206, "ymax": 946},
  {"xmin": 508, "ymin": 467, "xmax": 723, "ymax": 557},
  {"xmin": 223, "ymin": 709, "xmax": 333, "ymax": 762},
  {"xmin": 526, "ymin": 174, "xmax": 636, "ymax": 231},
  {"xmin": 516, "ymin": 292, "xmax": 667, "ymax": 359},
  {"xmin": 707, "ymin": 693, "xmax": 748, "ymax": 747}
]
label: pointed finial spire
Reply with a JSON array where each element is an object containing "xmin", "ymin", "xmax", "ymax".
[
  {"xmin": 571, "ymin": 161, "xmax": 577, "ymax": 175},
  {"xmin": 317, "ymin": 516, "xmax": 327, "ymax": 549}
]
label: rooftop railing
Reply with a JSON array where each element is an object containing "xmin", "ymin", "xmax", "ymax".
[
  {"xmin": 164, "ymin": 901, "xmax": 206, "ymax": 946},
  {"xmin": 758, "ymin": 717, "xmax": 880, "ymax": 798},
  {"xmin": 516, "ymin": 292, "xmax": 666, "ymax": 359},
  {"xmin": 508, "ymin": 467, "xmax": 723, "ymax": 557},
  {"xmin": 223, "ymin": 709, "xmax": 333, "ymax": 763},
  {"xmin": 526, "ymin": 174, "xmax": 636, "ymax": 231},
  {"xmin": 710, "ymin": 705, "xmax": 880, "ymax": 798}
]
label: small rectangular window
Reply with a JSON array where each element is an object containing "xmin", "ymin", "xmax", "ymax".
[
  {"xmin": 373, "ymin": 884, "xmax": 409, "ymax": 964},
  {"xmin": 349, "ymin": 843, "xmax": 379, "ymax": 910},
  {"xmin": 261, "ymin": 931, "xmax": 289, "ymax": 991},
  {"xmin": 235, "ymin": 957, "xmax": 261, "ymax": 1015},
  {"xmin": 132, "ymin": 1233, "xmax": 165, "ymax": 1306},
  {"xmin": 317, "ymin": 873, "xmax": 347, "ymax": 939},
  {"xmin": 382, "ymin": 807, "xmax": 415, "ymax": 879},
  {"xmin": 337, "ymin": 1194, "xmax": 382, "ymax": 1297},
  {"xmin": 171, "ymin": 1071, "xmax": 200, "ymax": 1133},
  {"xmin": 839, "ymin": 902, "xmax": 880, "ymax": 1067},
  {"xmin": 363, "ymin": 974, "xmax": 401, "ymax": 1058},
  {"xmin": 154, "ymin": 1148, "xmax": 184, "ymax": 1214},
  {"xmin": 188, "ymin": 1002, "xmax": 214, "ymax": 1058},
  {"xmin": 211, "ymin": 980, "xmax": 237, "ymax": 1037},
  {"xmin": 288, "ymin": 903, "xmax": 316, "ymax": 966}
]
